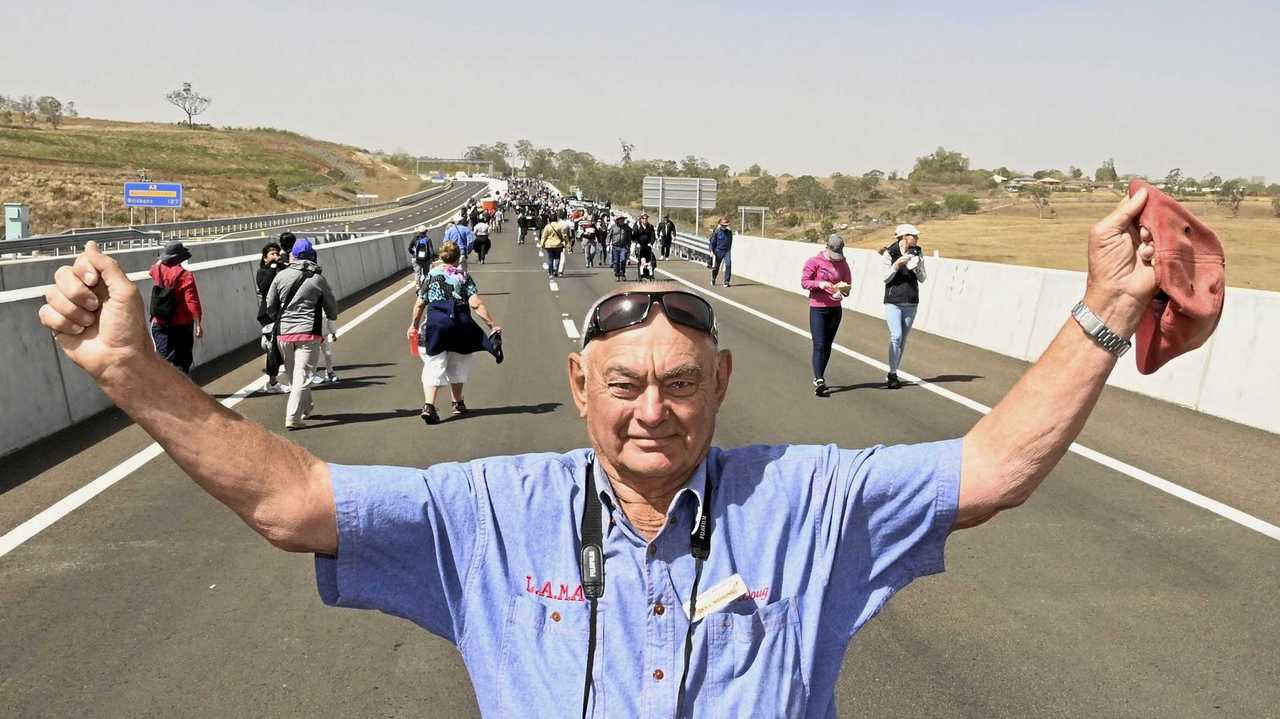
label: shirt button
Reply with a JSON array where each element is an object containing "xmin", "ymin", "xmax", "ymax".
[
  {"xmin": 550, "ymin": 612, "xmax": 561, "ymax": 623},
  {"xmin": 653, "ymin": 669, "xmax": 665, "ymax": 681},
  {"xmin": 653, "ymin": 602, "xmax": 665, "ymax": 616}
]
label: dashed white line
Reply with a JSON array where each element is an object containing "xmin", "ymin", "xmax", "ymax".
[
  {"xmin": 656, "ymin": 267, "xmax": 1280, "ymax": 543},
  {"xmin": 0, "ymin": 279, "xmax": 420, "ymax": 559},
  {"xmin": 562, "ymin": 319, "xmax": 581, "ymax": 340},
  {"xmin": 549, "ymin": 280, "xmax": 560, "ymax": 292}
]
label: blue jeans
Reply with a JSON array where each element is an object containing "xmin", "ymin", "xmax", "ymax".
[
  {"xmin": 885, "ymin": 303, "xmax": 918, "ymax": 374},
  {"xmin": 612, "ymin": 246, "xmax": 629, "ymax": 278},
  {"xmin": 711, "ymin": 250, "xmax": 731, "ymax": 284},
  {"xmin": 545, "ymin": 247, "xmax": 562, "ymax": 276},
  {"xmin": 809, "ymin": 307, "xmax": 842, "ymax": 380}
]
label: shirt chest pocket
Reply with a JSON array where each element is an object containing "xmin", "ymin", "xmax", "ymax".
[
  {"xmin": 499, "ymin": 594, "xmax": 599, "ymax": 718},
  {"xmin": 703, "ymin": 598, "xmax": 808, "ymax": 717}
]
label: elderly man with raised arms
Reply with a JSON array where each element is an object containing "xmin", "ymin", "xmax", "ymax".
[{"xmin": 38, "ymin": 192, "xmax": 1157, "ymax": 717}]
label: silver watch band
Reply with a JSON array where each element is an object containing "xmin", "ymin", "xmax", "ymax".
[{"xmin": 1071, "ymin": 300, "xmax": 1131, "ymax": 357}]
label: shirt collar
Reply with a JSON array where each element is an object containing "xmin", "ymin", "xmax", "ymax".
[{"xmin": 589, "ymin": 452, "xmax": 709, "ymax": 535}]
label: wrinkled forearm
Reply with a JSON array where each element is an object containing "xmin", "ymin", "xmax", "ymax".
[
  {"xmin": 958, "ymin": 294, "xmax": 1137, "ymax": 528},
  {"xmin": 99, "ymin": 352, "xmax": 335, "ymax": 551}
]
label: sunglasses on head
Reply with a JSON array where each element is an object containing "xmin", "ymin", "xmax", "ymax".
[{"xmin": 582, "ymin": 291, "xmax": 718, "ymax": 348}]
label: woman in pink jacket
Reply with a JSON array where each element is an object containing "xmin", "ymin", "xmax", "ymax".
[{"xmin": 800, "ymin": 235, "xmax": 852, "ymax": 397}]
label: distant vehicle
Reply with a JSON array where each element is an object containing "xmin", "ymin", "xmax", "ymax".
[{"xmin": 455, "ymin": 171, "xmax": 469, "ymax": 180}]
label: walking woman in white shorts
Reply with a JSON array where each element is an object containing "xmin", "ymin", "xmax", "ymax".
[{"xmin": 406, "ymin": 241, "xmax": 503, "ymax": 425}]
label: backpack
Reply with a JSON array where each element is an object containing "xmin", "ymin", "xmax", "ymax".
[
  {"xmin": 414, "ymin": 236, "xmax": 435, "ymax": 267},
  {"xmin": 150, "ymin": 268, "xmax": 180, "ymax": 320}
]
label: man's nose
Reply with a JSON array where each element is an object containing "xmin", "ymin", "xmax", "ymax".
[{"xmin": 634, "ymin": 384, "xmax": 669, "ymax": 426}]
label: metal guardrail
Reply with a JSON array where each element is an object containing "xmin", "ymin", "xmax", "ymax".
[
  {"xmin": 1, "ymin": 181, "xmax": 483, "ymax": 258},
  {"xmin": 0, "ymin": 228, "xmax": 166, "ymax": 257},
  {"xmin": 670, "ymin": 232, "xmax": 714, "ymax": 264}
]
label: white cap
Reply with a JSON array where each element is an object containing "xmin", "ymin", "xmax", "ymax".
[
  {"xmin": 894, "ymin": 223, "xmax": 921, "ymax": 238},
  {"xmin": 415, "ymin": 224, "xmax": 427, "ymax": 233}
]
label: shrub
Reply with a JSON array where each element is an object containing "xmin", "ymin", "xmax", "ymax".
[
  {"xmin": 267, "ymin": 178, "xmax": 279, "ymax": 200},
  {"xmin": 944, "ymin": 193, "xmax": 980, "ymax": 214}
]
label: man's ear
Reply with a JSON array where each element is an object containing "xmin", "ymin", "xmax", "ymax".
[
  {"xmin": 713, "ymin": 349, "xmax": 733, "ymax": 404},
  {"xmin": 567, "ymin": 352, "xmax": 590, "ymax": 418}
]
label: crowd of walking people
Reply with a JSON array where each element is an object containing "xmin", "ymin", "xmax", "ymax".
[{"xmin": 138, "ymin": 174, "xmax": 938, "ymax": 440}]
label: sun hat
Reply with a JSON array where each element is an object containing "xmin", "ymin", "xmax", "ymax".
[
  {"xmin": 1127, "ymin": 180, "xmax": 1226, "ymax": 374},
  {"xmin": 894, "ymin": 223, "xmax": 920, "ymax": 238}
]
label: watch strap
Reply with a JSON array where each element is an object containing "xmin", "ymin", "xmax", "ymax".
[{"xmin": 1071, "ymin": 300, "xmax": 1131, "ymax": 357}]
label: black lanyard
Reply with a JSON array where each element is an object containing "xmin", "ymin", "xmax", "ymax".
[{"xmin": 580, "ymin": 461, "xmax": 714, "ymax": 719}]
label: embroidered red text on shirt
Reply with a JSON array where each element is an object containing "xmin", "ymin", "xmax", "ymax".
[{"xmin": 525, "ymin": 575, "xmax": 585, "ymax": 602}]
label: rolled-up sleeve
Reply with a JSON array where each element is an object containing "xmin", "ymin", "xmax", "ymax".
[
  {"xmin": 315, "ymin": 462, "xmax": 480, "ymax": 644},
  {"xmin": 819, "ymin": 439, "xmax": 961, "ymax": 637}
]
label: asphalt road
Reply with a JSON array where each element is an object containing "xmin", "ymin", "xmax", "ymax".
[
  {"xmin": 217, "ymin": 180, "xmax": 489, "ymax": 240},
  {"xmin": 2, "ymin": 228, "xmax": 1277, "ymax": 718}
]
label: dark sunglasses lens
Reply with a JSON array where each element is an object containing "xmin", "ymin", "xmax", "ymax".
[
  {"xmin": 662, "ymin": 293, "xmax": 715, "ymax": 331},
  {"xmin": 595, "ymin": 294, "xmax": 648, "ymax": 332}
]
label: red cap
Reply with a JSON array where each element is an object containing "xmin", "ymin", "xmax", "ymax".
[{"xmin": 1128, "ymin": 179, "xmax": 1226, "ymax": 374}]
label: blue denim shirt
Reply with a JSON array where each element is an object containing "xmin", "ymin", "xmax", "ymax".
[
  {"xmin": 444, "ymin": 224, "xmax": 475, "ymax": 254},
  {"xmin": 316, "ymin": 440, "xmax": 961, "ymax": 718}
]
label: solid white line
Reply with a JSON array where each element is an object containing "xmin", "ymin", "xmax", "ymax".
[
  {"xmin": 562, "ymin": 318, "xmax": 581, "ymax": 339},
  {"xmin": 0, "ymin": 278, "xmax": 419, "ymax": 560},
  {"xmin": 656, "ymin": 267, "xmax": 1280, "ymax": 543}
]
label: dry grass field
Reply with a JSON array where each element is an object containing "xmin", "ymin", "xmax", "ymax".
[
  {"xmin": 842, "ymin": 193, "xmax": 1279, "ymax": 291},
  {"xmin": 0, "ymin": 118, "xmax": 422, "ymax": 235}
]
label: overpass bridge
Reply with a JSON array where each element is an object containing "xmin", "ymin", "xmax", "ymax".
[{"xmin": 1, "ymin": 219, "xmax": 1278, "ymax": 717}]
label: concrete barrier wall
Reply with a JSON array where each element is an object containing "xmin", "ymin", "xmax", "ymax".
[
  {"xmin": 0, "ymin": 231, "xmax": 414, "ymax": 458},
  {"xmin": 714, "ymin": 233, "xmax": 1279, "ymax": 434}
]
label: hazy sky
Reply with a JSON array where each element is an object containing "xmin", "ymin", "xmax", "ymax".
[{"xmin": 6, "ymin": 0, "xmax": 1278, "ymax": 180}]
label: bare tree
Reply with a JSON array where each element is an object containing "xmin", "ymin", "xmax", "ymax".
[
  {"xmin": 619, "ymin": 138, "xmax": 634, "ymax": 164},
  {"xmin": 165, "ymin": 82, "xmax": 211, "ymax": 127},
  {"xmin": 65, "ymin": 101, "xmax": 78, "ymax": 118},
  {"xmin": 36, "ymin": 96, "xmax": 64, "ymax": 129}
]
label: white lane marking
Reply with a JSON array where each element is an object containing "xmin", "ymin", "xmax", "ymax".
[
  {"xmin": 538, "ymin": 250, "xmax": 544, "ymax": 257},
  {"xmin": 656, "ymin": 267, "xmax": 1280, "ymax": 543},
  {"xmin": 0, "ymin": 279, "xmax": 419, "ymax": 559},
  {"xmin": 549, "ymin": 280, "xmax": 559, "ymax": 292},
  {"xmin": 562, "ymin": 319, "xmax": 581, "ymax": 339}
]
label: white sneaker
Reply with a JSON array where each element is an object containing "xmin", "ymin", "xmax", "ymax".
[
  {"xmin": 266, "ymin": 382, "xmax": 290, "ymax": 394},
  {"xmin": 309, "ymin": 375, "xmax": 325, "ymax": 386},
  {"xmin": 326, "ymin": 372, "xmax": 339, "ymax": 384}
]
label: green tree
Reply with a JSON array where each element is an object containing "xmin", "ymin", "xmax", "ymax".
[
  {"xmin": 1024, "ymin": 183, "xmax": 1053, "ymax": 218},
  {"xmin": 743, "ymin": 163, "xmax": 763, "ymax": 177},
  {"xmin": 515, "ymin": 140, "xmax": 534, "ymax": 168},
  {"xmin": 1069, "ymin": 166, "xmax": 1083, "ymax": 179},
  {"xmin": 911, "ymin": 147, "xmax": 969, "ymax": 178},
  {"xmin": 783, "ymin": 175, "xmax": 832, "ymax": 215},
  {"xmin": 36, "ymin": 96, "xmax": 63, "ymax": 128},
  {"xmin": 1216, "ymin": 180, "xmax": 1244, "ymax": 217},
  {"xmin": 1164, "ymin": 168, "xmax": 1183, "ymax": 194},
  {"xmin": 1272, "ymin": 196, "xmax": 1280, "ymax": 217},
  {"xmin": 1094, "ymin": 158, "xmax": 1118, "ymax": 183}
]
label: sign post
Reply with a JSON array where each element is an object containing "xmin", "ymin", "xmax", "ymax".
[
  {"xmin": 124, "ymin": 181, "xmax": 183, "ymax": 228},
  {"xmin": 642, "ymin": 177, "xmax": 717, "ymax": 233}
]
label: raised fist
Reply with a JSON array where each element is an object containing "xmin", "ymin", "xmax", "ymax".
[{"xmin": 38, "ymin": 241, "xmax": 152, "ymax": 381}]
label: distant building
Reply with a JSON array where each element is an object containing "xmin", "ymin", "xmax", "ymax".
[{"xmin": 991, "ymin": 174, "xmax": 1008, "ymax": 184}]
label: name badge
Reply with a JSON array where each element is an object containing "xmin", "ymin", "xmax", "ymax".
[{"xmin": 685, "ymin": 574, "xmax": 749, "ymax": 622}]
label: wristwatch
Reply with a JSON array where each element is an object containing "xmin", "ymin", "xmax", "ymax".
[{"xmin": 1071, "ymin": 300, "xmax": 1131, "ymax": 357}]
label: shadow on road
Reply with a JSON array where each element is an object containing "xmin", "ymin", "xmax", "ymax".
[
  {"xmin": 297, "ymin": 408, "xmax": 421, "ymax": 428},
  {"xmin": 447, "ymin": 402, "xmax": 562, "ymax": 421},
  {"xmin": 913, "ymin": 374, "xmax": 984, "ymax": 385}
]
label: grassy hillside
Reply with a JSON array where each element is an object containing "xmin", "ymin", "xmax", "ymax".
[{"xmin": 0, "ymin": 117, "xmax": 423, "ymax": 235}]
